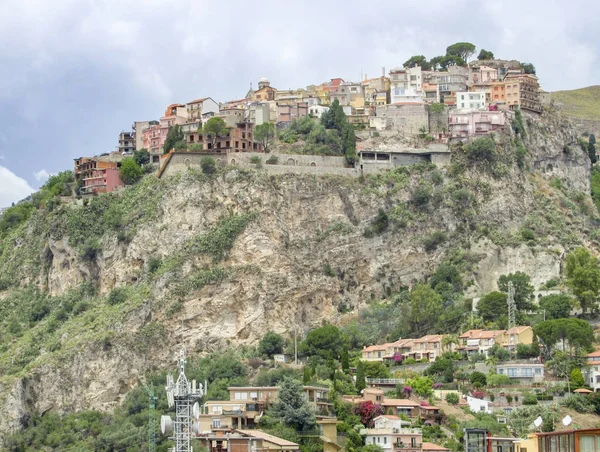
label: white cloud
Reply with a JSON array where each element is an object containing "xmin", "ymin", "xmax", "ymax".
[
  {"xmin": 0, "ymin": 166, "xmax": 34, "ymax": 207},
  {"xmin": 34, "ymin": 169, "xmax": 51, "ymax": 183}
]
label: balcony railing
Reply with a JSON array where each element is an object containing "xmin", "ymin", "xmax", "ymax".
[{"xmin": 366, "ymin": 378, "xmax": 405, "ymax": 385}]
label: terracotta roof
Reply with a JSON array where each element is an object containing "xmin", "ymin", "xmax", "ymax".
[
  {"xmin": 187, "ymin": 97, "xmax": 209, "ymax": 104},
  {"xmin": 237, "ymin": 430, "xmax": 299, "ymax": 447},
  {"xmin": 420, "ymin": 405, "xmax": 440, "ymax": 410},
  {"xmin": 363, "ymin": 388, "xmax": 385, "ymax": 395},
  {"xmin": 460, "ymin": 329, "xmax": 505, "ymax": 339},
  {"xmin": 506, "ymin": 326, "xmax": 530, "ymax": 335},
  {"xmin": 378, "ymin": 415, "xmax": 401, "ymax": 420},
  {"xmin": 422, "ymin": 442, "xmax": 450, "ymax": 451},
  {"xmin": 381, "ymin": 398, "xmax": 419, "ymax": 407},
  {"xmin": 363, "ymin": 343, "xmax": 391, "ymax": 353},
  {"xmin": 414, "ymin": 335, "xmax": 443, "ymax": 343},
  {"xmin": 587, "ymin": 350, "xmax": 600, "ymax": 358}
]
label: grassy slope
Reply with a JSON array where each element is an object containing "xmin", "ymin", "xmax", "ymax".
[{"xmin": 552, "ymin": 86, "xmax": 600, "ymax": 120}]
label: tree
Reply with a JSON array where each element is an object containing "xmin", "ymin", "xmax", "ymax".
[
  {"xmin": 353, "ymin": 401, "xmax": 384, "ymax": 427},
  {"xmin": 203, "ymin": 117, "xmax": 230, "ymax": 151},
  {"xmin": 405, "ymin": 376, "xmax": 434, "ymax": 397},
  {"xmin": 259, "ymin": 331, "xmax": 285, "ymax": 358},
  {"xmin": 520, "ymin": 62, "xmax": 536, "ymax": 75},
  {"xmin": 470, "ymin": 372, "xmax": 487, "ymax": 386},
  {"xmin": 320, "ymin": 99, "xmax": 357, "ymax": 165},
  {"xmin": 133, "ymin": 149, "xmax": 150, "ymax": 166},
  {"xmin": 498, "ymin": 272, "xmax": 535, "ymax": 312},
  {"xmin": 301, "ymin": 324, "xmax": 345, "ymax": 361},
  {"xmin": 407, "ymin": 284, "xmax": 443, "ymax": 337},
  {"xmin": 363, "ymin": 361, "xmax": 391, "ymax": 378},
  {"xmin": 163, "ymin": 124, "xmax": 184, "ymax": 154},
  {"xmin": 355, "ymin": 360, "xmax": 366, "ymax": 392},
  {"xmin": 487, "ymin": 374, "xmax": 512, "ymax": 387},
  {"xmin": 303, "ymin": 366, "xmax": 312, "ymax": 384},
  {"xmin": 270, "ymin": 378, "xmax": 316, "ymax": 431},
  {"xmin": 488, "ymin": 344, "xmax": 510, "ymax": 361},
  {"xmin": 539, "ymin": 294, "xmax": 573, "ymax": 320},
  {"xmin": 570, "ymin": 368, "xmax": 585, "ymax": 388},
  {"xmin": 341, "ymin": 349, "xmax": 350, "ymax": 371},
  {"xmin": 119, "ymin": 158, "xmax": 143, "ymax": 185},
  {"xmin": 255, "ymin": 122, "xmax": 276, "ymax": 152},
  {"xmin": 477, "ymin": 49, "xmax": 494, "ymax": 60},
  {"xmin": 588, "ymin": 134, "xmax": 597, "ymax": 164},
  {"xmin": 429, "ymin": 263, "xmax": 463, "ymax": 294},
  {"xmin": 477, "ymin": 291, "xmax": 507, "ymax": 322},
  {"xmin": 533, "ymin": 319, "xmax": 594, "ymax": 357},
  {"xmin": 404, "ymin": 55, "xmax": 431, "ymax": 70},
  {"xmin": 200, "ymin": 156, "xmax": 217, "ymax": 175},
  {"xmin": 446, "ymin": 393, "xmax": 459, "ymax": 405},
  {"xmin": 566, "ymin": 247, "xmax": 600, "ymax": 315},
  {"xmin": 446, "ymin": 42, "xmax": 476, "ymax": 62},
  {"xmin": 430, "ymin": 54, "xmax": 466, "ymax": 71}
]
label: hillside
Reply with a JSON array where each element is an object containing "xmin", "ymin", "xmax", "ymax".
[
  {"xmin": 0, "ymin": 108, "xmax": 597, "ymax": 444},
  {"xmin": 552, "ymin": 85, "xmax": 600, "ymax": 136}
]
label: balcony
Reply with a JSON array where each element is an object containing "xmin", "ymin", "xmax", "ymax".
[
  {"xmin": 316, "ymin": 397, "xmax": 332, "ymax": 404},
  {"xmin": 222, "ymin": 409, "xmax": 243, "ymax": 416}
]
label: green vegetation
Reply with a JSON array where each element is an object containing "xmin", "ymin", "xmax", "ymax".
[
  {"xmin": 203, "ymin": 117, "xmax": 229, "ymax": 150},
  {"xmin": 163, "ymin": 124, "xmax": 184, "ymax": 153},
  {"xmin": 201, "ymin": 156, "xmax": 217, "ymax": 174},
  {"xmin": 120, "ymin": 157, "xmax": 144, "ymax": 185},
  {"xmin": 552, "ymin": 86, "xmax": 600, "ymax": 120},
  {"xmin": 259, "ymin": 331, "xmax": 285, "ymax": 358},
  {"xmin": 477, "ymin": 49, "xmax": 494, "ymax": 60},
  {"xmin": 255, "ymin": 122, "xmax": 276, "ymax": 152},
  {"xmin": 566, "ymin": 247, "xmax": 600, "ymax": 314}
]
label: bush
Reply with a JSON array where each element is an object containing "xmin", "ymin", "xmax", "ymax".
[
  {"xmin": 107, "ymin": 287, "xmax": 127, "ymax": 306},
  {"xmin": 119, "ymin": 158, "xmax": 143, "ymax": 185},
  {"xmin": 464, "ymin": 137, "xmax": 496, "ymax": 162},
  {"xmin": 147, "ymin": 257, "xmax": 162, "ymax": 274},
  {"xmin": 258, "ymin": 332, "xmax": 285, "ymax": 358},
  {"xmin": 446, "ymin": 393, "xmax": 459, "ymax": 405},
  {"xmin": 487, "ymin": 374, "xmax": 512, "ymax": 387},
  {"xmin": 250, "ymin": 156, "xmax": 261, "ymax": 165},
  {"xmin": 562, "ymin": 394, "xmax": 594, "ymax": 413},
  {"xmin": 411, "ymin": 185, "xmax": 431, "ymax": 209},
  {"xmin": 522, "ymin": 393, "xmax": 538, "ymax": 405},
  {"xmin": 323, "ymin": 263, "xmax": 335, "ymax": 277},
  {"xmin": 423, "ymin": 230, "xmax": 447, "ymax": 252},
  {"xmin": 201, "ymin": 156, "xmax": 217, "ymax": 175},
  {"xmin": 266, "ymin": 155, "xmax": 279, "ymax": 165},
  {"xmin": 470, "ymin": 372, "xmax": 487, "ymax": 386}
]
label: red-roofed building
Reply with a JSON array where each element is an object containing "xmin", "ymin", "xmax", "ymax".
[
  {"xmin": 320, "ymin": 78, "xmax": 345, "ymax": 93},
  {"xmin": 186, "ymin": 97, "xmax": 219, "ymax": 122},
  {"xmin": 422, "ymin": 442, "xmax": 450, "ymax": 452}
]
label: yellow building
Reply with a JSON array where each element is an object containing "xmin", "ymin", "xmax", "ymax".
[
  {"xmin": 317, "ymin": 419, "xmax": 342, "ymax": 452},
  {"xmin": 515, "ymin": 434, "xmax": 539, "ymax": 452}
]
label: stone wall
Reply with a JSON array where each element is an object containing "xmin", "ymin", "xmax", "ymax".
[
  {"xmin": 229, "ymin": 152, "xmax": 347, "ymax": 168},
  {"xmin": 372, "ymin": 104, "xmax": 429, "ymax": 135},
  {"xmin": 160, "ymin": 152, "xmax": 228, "ymax": 178}
]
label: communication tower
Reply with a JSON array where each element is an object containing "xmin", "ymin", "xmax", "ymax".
[{"xmin": 507, "ymin": 281, "xmax": 517, "ymax": 349}]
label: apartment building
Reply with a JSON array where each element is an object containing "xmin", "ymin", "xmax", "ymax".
[
  {"xmin": 448, "ymin": 110, "xmax": 506, "ymax": 138},
  {"xmin": 186, "ymin": 97, "xmax": 219, "ymax": 122},
  {"xmin": 455, "ymin": 91, "xmax": 486, "ymax": 110},
  {"xmin": 504, "ymin": 72, "xmax": 542, "ymax": 113},
  {"xmin": 185, "ymin": 120, "xmax": 261, "ymax": 153},
  {"xmin": 496, "ymin": 363, "xmax": 544, "ymax": 383},
  {"xmin": 329, "ymin": 82, "xmax": 364, "ymax": 107},
  {"xmin": 118, "ymin": 131, "xmax": 135, "ymax": 154},
  {"xmin": 584, "ymin": 351, "xmax": 600, "ymax": 391},
  {"xmin": 199, "ymin": 385, "xmax": 334, "ymax": 431},
  {"xmin": 389, "ymin": 67, "xmax": 423, "ymax": 104},
  {"xmin": 457, "ymin": 330, "xmax": 505, "ymax": 356},
  {"xmin": 133, "ymin": 120, "xmax": 158, "ymax": 151},
  {"xmin": 277, "ymin": 102, "xmax": 308, "ymax": 125},
  {"xmin": 490, "ymin": 81, "xmax": 507, "ymax": 105},
  {"xmin": 361, "ymin": 415, "xmax": 423, "ymax": 452},
  {"xmin": 408, "ymin": 335, "xmax": 444, "ymax": 361}
]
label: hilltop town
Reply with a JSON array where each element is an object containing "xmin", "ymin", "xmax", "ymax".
[{"xmin": 72, "ymin": 44, "xmax": 548, "ymax": 195}]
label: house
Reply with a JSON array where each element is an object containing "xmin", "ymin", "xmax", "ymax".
[
  {"xmin": 422, "ymin": 443, "xmax": 450, "ymax": 452},
  {"xmin": 423, "ymin": 66, "xmax": 468, "ymax": 103},
  {"xmin": 455, "ymin": 91, "xmax": 486, "ymax": 110},
  {"xmin": 185, "ymin": 120, "xmax": 261, "ymax": 153},
  {"xmin": 504, "ymin": 72, "xmax": 542, "ymax": 113},
  {"xmin": 448, "ymin": 110, "xmax": 506, "ymax": 138},
  {"xmin": 536, "ymin": 428, "xmax": 600, "ymax": 452},
  {"xmin": 503, "ymin": 326, "xmax": 534, "ymax": 350},
  {"xmin": 196, "ymin": 429, "xmax": 300, "ymax": 452},
  {"xmin": 317, "ymin": 419, "xmax": 343, "ymax": 452},
  {"xmin": 363, "ymin": 75, "xmax": 391, "ymax": 106},
  {"xmin": 408, "ymin": 335, "xmax": 444, "ymax": 362},
  {"xmin": 458, "ymin": 330, "xmax": 505, "ymax": 356},
  {"xmin": 275, "ymin": 89, "xmax": 307, "ymax": 104},
  {"xmin": 360, "ymin": 415, "xmax": 423, "ymax": 452},
  {"xmin": 469, "ymin": 65, "xmax": 498, "ymax": 85},
  {"xmin": 320, "ymin": 78, "xmax": 345, "ymax": 94},
  {"xmin": 584, "ymin": 350, "xmax": 600, "ymax": 391},
  {"xmin": 308, "ymin": 105, "xmax": 330, "ymax": 118},
  {"xmin": 186, "ymin": 97, "xmax": 220, "ymax": 122},
  {"xmin": 248, "ymin": 102, "xmax": 272, "ymax": 125},
  {"xmin": 466, "ymin": 396, "xmax": 491, "ymax": 414},
  {"xmin": 329, "ymin": 82, "xmax": 364, "ymax": 107},
  {"xmin": 81, "ymin": 167, "xmax": 124, "ymax": 195},
  {"xmin": 491, "ymin": 81, "xmax": 507, "ymax": 105},
  {"xmin": 342, "ymin": 389, "xmax": 420, "ymax": 418},
  {"xmin": 496, "ymin": 363, "xmax": 544, "ymax": 382},
  {"xmin": 422, "ymin": 83, "xmax": 440, "ymax": 104},
  {"xmin": 464, "ymin": 428, "xmax": 517, "ymax": 452},
  {"xmin": 362, "ymin": 343, "xmax": 390, "ymax": 361},
  {"xmin": 417, "ymin": 405, "xmax": 442, "ymax": 424}
]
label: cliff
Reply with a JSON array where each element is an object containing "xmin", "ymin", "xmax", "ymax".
[{"xmin": 0, "ymin": 109, "xmax": 595, "ymax": 441}]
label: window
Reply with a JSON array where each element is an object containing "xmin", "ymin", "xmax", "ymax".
[
  {"xmin": 212, "ymin": 405, "xmax": 221, "ymax": 414},
  {"xmin": 212, "ymin": 419, "xmax": 221, "ymax": 428},
  {"xmin": 507, "ymin": 368, "xmax": 517, "ymax": 377},
  {"xmin": 411, "ymin": 437, "xmax": 416, "ymax": 448},
  {"xmin": 383, "ymin": 437, "xmax": 387, "ymax": 444},
  {"xmin": 535, "ymin": 367, "xmax": 542, "ymax": 374},
  {"xmin": 461, "ymin": 95, "xmax": 465, "ymax": 100}
]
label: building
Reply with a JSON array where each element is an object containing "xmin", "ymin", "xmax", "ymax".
[
  {"xmin": 186, "ymin": 97, "xmax": 220, "ymax": 123},
  {"xmin": 219, "ymin": 108, "xmax": 247, "ymax": 127},
  {"xmin": 273, "ymin": 354, "xmax": 291, "ymax": 364},
  {"xmin": 504, "ymin": 326, "xmax": 534, "ymax": 351},
  {"xmin": 536, "ymin": 428, "xmax": 600, "ymax": 452},
  {"xmin": 343, "ymin": 388, "xmax": 420, "ymax": 418},
  {"xmin": 248, "ymin": 102, "xmax": 272, "ymax": 125},
  {"xmin": 504, "ymin": 72, "xmax": 542, "ymax": 113},
  {"xmin": 389, "ymin": 67, "xmax": 423, "ymax": 104},
  {"xmin": 448, "ymin": 110, "xmax": 506, "ymax": 138},
  {"xmin": 458, "ymin": 330, "xmax": 506, "ymax": 356},
  {"xmin": 422, "ymin": 83, "xmax": 440, "ymax": 104},
  {"xmin": 196, "ymin": 429, "xmax": 300, "ymax": 452},
  {"xmin": 409, "ymin": 335, "xmax": 444, "ymax": 362},
  {"xmin": 422, "ymin": 443, "xmax": 450, "ymax": 452},
  {"xmin": 185, "ymin": 121, "xmax": 261, "ymax": 153},
  {"xmin": 490, "ymin": 81, "xmax": 507, "ymax": 105},
  {"xmin": 132, "ymin": 120, "xmax": 158, "ymax": 150},
  {"xmin": 455, "ymin": 91, "xmax": 486, "ymax": 110},
  {"xmin": 118, "ymin": 131, "xmax": 135, "ymax": 154},
  {"xmin": 464, "ymin": 428, "xmax": 516, "ymax": 452},
  {"xmin": 466, "ymin": 396, "xmax": 491, "ymax": 414},
  {"xmin": 74, "ymin": 158, "xmax": 124, "ymax": 195},
  {"xmin": 277, "ymin": 102, "xmax": 308, "ymax": 125},
  {"xmin": 318, "ymin": 419, "xmax": 343, "ymax": 452},
  {"xmin": 496, "ymin": 363, "xmax": 544, "ymax": 382},
  {"xmin": 320, "ymin": 78, "xmax": 345, "ymax": 94},
  {"xmin": 330, "ymin": 82, "xmax": 363, "ymax": 106},
  {"xmin": 308, "ymin": 105, "xmax": 330, "ymax": 118},
  {"xmin": 584, "ymin": 351, "xmax": 600, "ymax": 391},
  {"xmin": 360, "ymin": 415, "xmax": 423, "ymax": 452},
  {"xmin": 357, "ymin": 148, "xmax": 452, "ymax": 172},
  {"xmin": 275, "ymin": 89, "xmax": 307, "ymax": 104},
  {"xmin": 363, "ymin": 75, "xmax": 391, "ymax": 106}
]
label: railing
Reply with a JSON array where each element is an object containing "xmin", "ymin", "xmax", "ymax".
[
  {"xmin": 316, "ymin": 397, "xmax": 332, "ymax": 404},
  {"xmin": 366, "ymin": 378, "xmax": 405, "ymax": 385},
  {"xmin": 222, "ymin": 409, "xmax": 243, "ymax": 416}
]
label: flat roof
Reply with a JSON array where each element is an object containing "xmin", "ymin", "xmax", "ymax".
[{"xmin": 237, "ymin": 429, "xmax": 299, "ymax": 447}]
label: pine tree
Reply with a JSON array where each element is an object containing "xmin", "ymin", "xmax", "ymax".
[
  {"xmin": 589, "ymin": 134, "xmax": 597, "ymax": 164},
  {"xmin": 341, "ymin": 349, "xmax": 350, "ymax": 372},
  {"xmin": 303, "ymin": 366, "xmax": 311, "ymax": 384}
]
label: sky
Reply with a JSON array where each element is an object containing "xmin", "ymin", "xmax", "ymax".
[{"xmin": 1, "ymin": 0, "xmax": 599, "ymax": 206}]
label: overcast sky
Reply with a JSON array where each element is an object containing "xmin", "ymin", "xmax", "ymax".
[{"xmin": 1, "ymin": 0, "xmax": 598, "ymax": 206}]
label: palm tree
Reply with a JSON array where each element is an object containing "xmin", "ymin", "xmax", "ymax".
[{"xmin": 442, "ymin": 334, "xmax": 459, "ymax": 353}]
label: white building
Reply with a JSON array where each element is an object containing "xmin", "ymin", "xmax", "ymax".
[
  {"xmin": 308, "ymin": 105, "xmax": 330, "ymax": 118},
  {"xmin": 585, "ymin": 351, "xmax": 600, "ymax": 391},
  {"xmin": 361, "ymin": 415, "xmax": 423, "ymax": 452},
  {"xmin": 466, "ymin": 396, "xmax": 491, "ymax": 414},
  {"xmin": 456, "ymin": 91, "xmax": 485, "ymax": 110},
  {"xmin": 496, "ymin": 363, "xmax": 545, "ymax": 382},
  {"xmin": 389, "ymin": 67, "xmax": 423, "ymax": 104}
]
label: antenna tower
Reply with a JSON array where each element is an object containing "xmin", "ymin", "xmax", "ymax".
[
  {"xmin": 507, "ymin": 281, "xmax": 517, "ymax": 348},
  {"xmin": 144, "ymin": 383, "xmax": 158, "ymax": 452}
]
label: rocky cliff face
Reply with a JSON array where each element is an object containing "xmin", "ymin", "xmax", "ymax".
[{"xmin": 0, "ymin": 109, "xmax": 595, "ymax": 441}]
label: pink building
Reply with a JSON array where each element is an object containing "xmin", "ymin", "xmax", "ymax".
[
  {"xmin": 142, "ymin": 111, "xmax": 187, "ymax": 161},
  {"xmin": 277, "ymin": 102, "xmax": 308, "ymax": 124},
  {"xmin": 82, "ymin": 168, "xmax": 124, "ymax": 194},
  {"xmin": 448, "ymin": 110, "xmax": 506, "ymax": 138}
]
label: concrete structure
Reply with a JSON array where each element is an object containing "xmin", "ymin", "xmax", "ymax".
[
  {"xmin": 389, "ymin": 67, "xmax": 423, "ymax": 104},
  {"xmin": 273, "ymin": 354, "xmax": 291, "ymax": 364},
  {"xmin": 456, "ymin": 91, "xmax": 486, "ymax": 110},
  {"xmin": 584, "ymin": 350, "xmax": 600, "ymax": 391},
  {"xmin": 496, "ymin": 363, "xmax": 544, "ymax": 382},
  {"xmin": 370, "ymin": 104, "xmax": 428, "ymax": 135},
  {"xmin": 361, "ymin": 415, "xmax": 423, "ymax": 452},
  {"xmin": 536, "ymin": 428, "xmax": 600, "ymax": 452},
  {"xmin": 539, "ymin": 90, "xmax": 552, "ymax": 107},
  {"xmin": 186, "ymin": 97, "xmax": 219, "ymax": 122},
  {"xmin": 118, "ymin": 131, "xmax": 135, "ymax": 154},
  {"xmin": 504, "ymin": 72, "xmax": 542, "ymax": 113},
  {"xmin": 357, "ymin": 148, "xmax": 452, "ymax": 172},
  {"xmin": 81, "ymin": 167, "xmax": 124, "ymax": 194},
  {"xmin": 248, "ymin": 102, "xmax": 272, "ymax": 125},
  {"xmin": 330, "ymin": 81, "xmax": 363, "ymax": 106},
  {"xmin": 448, "ymin": 110, "xmax": 506, "ymax": 138},
  {"xmin": 157, "ymin": 152, "xmax": 228, "ymax": 179},
  {"xmin": 132, "ymin": 120, "xmax": 158, "ymax": 150},
  {"xmin": 308, "ymin": 105, "xmax": 330, "ymax": 118},
  {"xmin": 185, "ymin": 120, "xmax": 260, "ymax": 153}
]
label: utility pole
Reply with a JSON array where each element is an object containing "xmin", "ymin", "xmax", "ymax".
[
  {"xmin": 294, "ymin": 325, "xmax": 298, "ymax": 366},
  {"xmin": 507, "ymin": 281, "xmax": 517, "ymax": 354},
  {"xmin": 144, "ymin": 383, "xmax": 158, "ymax": 452}
]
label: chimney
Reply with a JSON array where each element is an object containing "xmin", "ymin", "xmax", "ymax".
[{"xmin": 382, "ymin": 66, "xmax": 385, "ymax": 77}]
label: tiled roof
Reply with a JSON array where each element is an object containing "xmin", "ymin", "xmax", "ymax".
[
  {"xmin": 381, "ymin": 398, "xmax": 419, "ymax": 407},
  {"xmin": 237, "ymin": 430, "xmax": 299, "ymax": 447},
  {"xmin": 422, "ymin": 442, "xmax": 450, "ymax": 451},
  {"xmin": 187, "ymin": 97, "xmax": 208, "ymax": 104},
  {"xmin": 587, "ymin": 350, "xmax": 600, "ymax": 358},
  {"xmin": 363, "ymin": 343, "xmax": 391, "ymax": 352},
  {"xmin": 506, "ymin": 326, "xmax": 531, "ymax": 334},
  {"xmin": 414, "ymin": 335, "xmax": 443, "ymax": 343}
]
